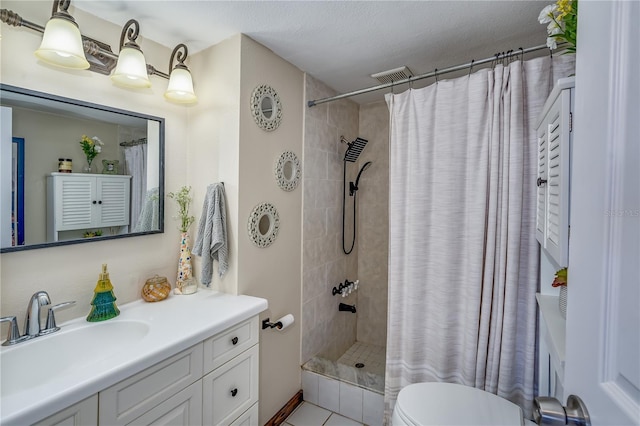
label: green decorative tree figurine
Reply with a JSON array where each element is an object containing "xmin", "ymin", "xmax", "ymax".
[{"xmin": 87, "ymin": 264, "xmax": 120, "ymax": 322}]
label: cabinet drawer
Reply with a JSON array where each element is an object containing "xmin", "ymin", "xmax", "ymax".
[
  {"xmin": 203, "ymin": 345, "xmax": 259, "ymax": 425},
  {"xmin": 127, "ymin": 381, "xmax": 203, "ymax": 426},
  {"xmin": 229, "ymin": 402, "xmax": 259, "ymax": 426},
  {"xmin": 33, "ymin": 395, "xmax": 98, "ymax": 426},
  {"xmin": 203, "ymin": 316, "xmax": 258, "ymax": 373},
  {"xmin": 100, "ymin": 343, "xmax": 203, "ymax": 425}
]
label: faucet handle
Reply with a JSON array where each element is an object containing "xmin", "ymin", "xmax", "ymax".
[
  {"xmin": 41, "ymin": 301, "xmax": 76, "ymax": 335},
  {"xmin": 1, "ymin": 316, "xmax": 28, "ymax": 346}
]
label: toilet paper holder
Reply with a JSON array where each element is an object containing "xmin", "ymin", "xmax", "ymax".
[
  {"xmin": 262, "ymin": 314, "xmax": 295, "ymax": 330},
  {"xmin": 262, "ymin": 318, "xmax": 283, "ymax": 329}
]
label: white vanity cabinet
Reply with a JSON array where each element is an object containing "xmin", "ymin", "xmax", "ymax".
[
  {"xmin": 1, "ymin": 292, "xmax": 267, "ymax": 426},
  {"xmin": 535, "ymin": 77, "xmax": 574, "ymax": 268},
  {"xmin": 33, "ymin": 396, "xmax": 98, "ymax": 426},
  {"xmin": 98, "ymin": 316, "xmax": 259, "ymax": 426},
  {"xmin": 47, "ymin": 173, "xmax": 131, "ymax": 241}
]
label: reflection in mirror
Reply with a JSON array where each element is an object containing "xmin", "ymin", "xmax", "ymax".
[
  {"xmin": 261, "ymin": 97, "xmax": 273, "ymax": 119},
  {"xmin": 258, "ymin": 214, "xmax": 271, "ymax": 236},
  {"xmin": 283, "ymin": 160, "xmax": 293, "ymax": 181},
  {"xmin": 0, "ymin": 84, "xmax": 164, "ymax": 252}
]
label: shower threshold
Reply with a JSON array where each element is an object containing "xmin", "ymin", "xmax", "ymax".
[{"xmin": 302, "ymin": 341, "xmax": 385, "ymax": 394}]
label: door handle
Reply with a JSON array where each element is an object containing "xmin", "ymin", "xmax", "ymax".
[{"xmin": 533, "ymin": 395, "xmax": 590, "ymax": 426}]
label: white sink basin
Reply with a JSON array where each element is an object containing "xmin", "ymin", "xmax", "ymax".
[{"xmin": 0, "ymin": 320, "xmax": 149, "ymax": 397}]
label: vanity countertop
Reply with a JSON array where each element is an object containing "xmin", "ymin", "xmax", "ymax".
[{"xmin": 0, "ymin": 290, "xmax": 268, "ymax": 425}]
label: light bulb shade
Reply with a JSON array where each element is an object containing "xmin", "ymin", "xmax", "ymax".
[
  {"xmin": 111, "ymin": 45, "xmax": 151, "ymax": 88},
  {"xmin": 164, "ymin": 67, "xmax": 197, "ymax": 103},
  {"xmin": 34, "ymin": 16, "xmax": 90, "ymax": 69}
]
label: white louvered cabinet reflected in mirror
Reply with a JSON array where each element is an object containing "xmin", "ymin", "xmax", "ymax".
[
  {"xmin": 536, "ymin": 77, "xmax": 574, "ymax": 268},
  {"xmin": 47, "ymin": 173, "xmax": 131, "ymax": 242}
]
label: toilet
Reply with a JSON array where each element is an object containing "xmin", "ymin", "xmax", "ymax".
[{"xmin": 392, "ymin": 382, "xmax": 537, "ymax": 426}]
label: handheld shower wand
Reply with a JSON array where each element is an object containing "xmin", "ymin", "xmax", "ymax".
[{"xmin": 350, "ymin": 161, "xmax": 372, "ymax": 196}]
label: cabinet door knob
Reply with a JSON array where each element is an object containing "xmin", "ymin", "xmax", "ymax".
[
  {"xmin": 92, "ymin": 200, "xmax": 97, "ymax": 204},
  {"xmin": 98, "ymin": 200, "xmax": 102, "ymax": 204},
  {"xmin": 230, "ymin": 388, "xmax": 238, "ymax": 397},
  {"xmin": 537, "ymin": 177, "xmax": 548, "ymax": 187},
  {"xmin": 231, "ymin": 336, "xmax": 238, "ymax": 345}
]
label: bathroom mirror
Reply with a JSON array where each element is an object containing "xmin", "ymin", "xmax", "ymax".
[
  {"xmin": 250, "ymin": 84, "xmax": 282, "ymax": 132},
  {"xmin": 0, "ymin": 84, "xmax": 164, "ymax": 253},
  {"xmin": 248, "ymin": 202, "xmax": 280, "ymax": 248},
  {"xmin": 274, "ymin": 151, "xmax": 301, "ymax": 191}
]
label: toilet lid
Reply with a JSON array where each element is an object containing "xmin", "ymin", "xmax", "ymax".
[{"xmin": 395, "ymin": 382, "xmax": 524, "ymax": 426}]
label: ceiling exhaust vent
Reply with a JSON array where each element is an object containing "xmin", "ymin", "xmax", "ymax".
[{"xmin": 371, "ymin": 66, "xmax": 414, "ymax": 84}]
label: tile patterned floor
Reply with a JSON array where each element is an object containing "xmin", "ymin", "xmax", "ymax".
[
  {"xmin": 285, "ymin": 402, "xmax": 364, "ymax": 426},
  {"xmin": 336, "ymin": 342, "xmax": 385, "ymax": 377}
]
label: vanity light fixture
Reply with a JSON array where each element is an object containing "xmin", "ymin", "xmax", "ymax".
[
  {"xmin": 111, "ymin": 19, "xmax": 151, "ymax": 88},
  {"xmin": 164, "ymin": 44, "xmax": 197, "ymax": 103},
  {"xmin": 1, "ymin": 2, "xmax": 198, "ymax": 103},
  {"xmin": 34, "ymin": 0, "xmax": 90, "ymax": 70}
]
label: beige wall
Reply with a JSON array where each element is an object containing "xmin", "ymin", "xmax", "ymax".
[
  {"xmin": 237, "ymin": 35, "xmax": 303, "ymax": 425},
  {"xmin": 357, "ymin": 101, "xmax": 389, "ymax": 347},
  {"xmin": 0, "ymin": 1, "xmax": 189, "ymax": 324},
  {"xmin": 187, "ymin": 35, "xmax": 241, "ymax": 295},
  {"xmin": 301, "ymin": 75, "xmax": 359, "ymax": 364}
]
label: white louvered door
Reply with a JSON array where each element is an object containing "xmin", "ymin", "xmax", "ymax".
[
  {"xmin": 536, "ymin": 122, "xmax": 548, "ymax": 243},
  {"xmin": 535, "ymin": 78, "xmax": 573, "ymax": 268},
  {"xmin": 56, "ymin": 176, "xmax": 94, "ymax": 231},
  {"xmin": 97, "ymin": 176, "xmax": 131, "ymax": 227}
]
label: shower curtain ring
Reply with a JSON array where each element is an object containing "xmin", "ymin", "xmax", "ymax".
[
  {"xmin": 408, "ymin": 77, "xmax": 413, "ymax": 90},
  {"xmin": 519, "ymin": 47, "xmax": 524, "ymax": 64},
  {"xmin": 468, "ymin": 60, "xmax": 475, "ymax": 77},
  {"xmin": 434, "ymin": 68, "xmax": 439, "ymax": 83}
]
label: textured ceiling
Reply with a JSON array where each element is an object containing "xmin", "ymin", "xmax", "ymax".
[{"xmin": 73, "ymin": 1, "xmax": 548, "ymax": 104}]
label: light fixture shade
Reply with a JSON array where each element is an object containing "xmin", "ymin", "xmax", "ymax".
[
  {"xmin": 34, "ymin": 16, "xmax": 90, "ymax": 69},
  {"xmin": 164, "ymin": 67, "xmax": 197, "ymax": 103},
  {"xmin": 111, "ymin": 45, "xmax": 151, "ymax": 88}
]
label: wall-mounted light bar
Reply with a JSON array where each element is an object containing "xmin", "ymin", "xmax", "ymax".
[{"xmin": 0, "ymin": 0, "xmax": 197, "ymax": 104}]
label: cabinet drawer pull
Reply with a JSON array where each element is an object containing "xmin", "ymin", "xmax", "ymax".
[
  {"xmin": 231, "ymin": 336, "xmax": 239, "ymax": 345},
  {"xmin": 231, "ymin": 388, "xmax": 238, "ymax": 397},
  {"xmin": 537, "ymin": 177, "xmax": 548, "ymax": 187}
]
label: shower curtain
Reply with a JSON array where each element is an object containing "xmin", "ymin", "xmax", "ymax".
[
  {"xmin": 123, "ymin": 143, "xmax": 147, "ymax": 230},
  {"xmin": 384, "ymin": 55, "xmax": 574, "ymax": 421}
]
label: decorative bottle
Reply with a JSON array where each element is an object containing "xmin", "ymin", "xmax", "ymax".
[{"xmin": 87, "ymin": 264, "xmax": 120, "ymax": 322}]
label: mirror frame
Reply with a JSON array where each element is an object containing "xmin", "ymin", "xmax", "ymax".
[
  {"xmin": 247, "ymin": 202, "xmax": 280, "ymax": 248},
  {"xmin": 250, "ymin": 84, "xmax": 282, "ymax": 132},
  {"xmin": 274, "ymin": 151, "xmax": 301, "ymax": 191},
  {"xmin": 0, "ymin": 84, "xmax": 165, "ymax": 253}
]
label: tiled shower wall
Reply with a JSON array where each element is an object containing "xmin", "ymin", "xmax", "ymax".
[
  {"xmin": 356, "ymin": 102, "xmax": 389, "ymax": 347},
  {"xmin": 302, "ymin": 74, "xmax": 359, "ymax": 363}
]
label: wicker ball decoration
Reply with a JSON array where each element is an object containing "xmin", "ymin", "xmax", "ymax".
[{"xmin": 141, "ymin": 275, "xmax": 171, "ymax": 302}]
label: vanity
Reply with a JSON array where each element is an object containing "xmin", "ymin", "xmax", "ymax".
[{"xmin": 0, "ymin": 291, "xmax": 268, "ymax": 426}]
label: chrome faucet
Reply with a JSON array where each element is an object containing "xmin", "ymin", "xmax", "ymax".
[
  {"xmin": 24, "ymin": 291, "xmax": 51, "ymax": 337},
  {"xmin": 1, "ymin": 291, "xmax": 75, "ymax": 345}
]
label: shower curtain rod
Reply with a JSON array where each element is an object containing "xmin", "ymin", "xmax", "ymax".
[{"xmin": 307, "ymin": 43, "xmax": 556, "ymax": 107}]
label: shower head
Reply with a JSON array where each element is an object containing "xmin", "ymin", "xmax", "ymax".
[
  {"xmin": 350, "ymin": 161, "xmax": 372, "ymax": 196},
  {"xmin": 343, "ymin": 137, "xmax": 368, "ymax": 163}
]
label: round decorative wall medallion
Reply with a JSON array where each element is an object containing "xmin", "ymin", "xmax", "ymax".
[
  {"xmin": 250, "ymin": 84, "xmax": 282, "ymax": 131},
  {"xmin": 274, "ymin": 151, "xmax": 301, "ymax": 191},
  {"xmin": 248, "ymin": 202, "xmax": 280, "ymax": 248}
]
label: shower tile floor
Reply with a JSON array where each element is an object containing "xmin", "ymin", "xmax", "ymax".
[{"xmin": 337, "ymin": 342, "xmax": 385, "ymax": 377}]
